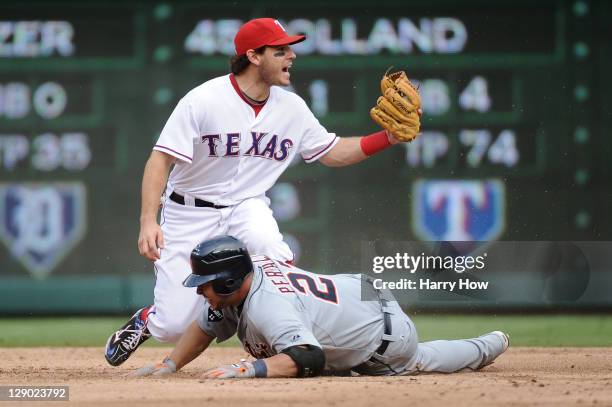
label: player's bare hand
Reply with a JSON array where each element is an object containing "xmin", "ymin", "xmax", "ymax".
[
  {"xmin": 201, "ymin": 361, "xmax": 256, "ymax": 379},
  {"xmin": 138, "ymin": 220, "xmax": 164, "ymax": 261}
]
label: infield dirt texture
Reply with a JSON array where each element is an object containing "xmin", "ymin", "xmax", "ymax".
[{"xmin": 2, "ymin": 347, "xmax": 611, "ymax": 406}]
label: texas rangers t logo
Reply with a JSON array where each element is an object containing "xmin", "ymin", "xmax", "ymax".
[{"xmin": 412, "ymin": 179, "xmax": 505, "ymax": 241}]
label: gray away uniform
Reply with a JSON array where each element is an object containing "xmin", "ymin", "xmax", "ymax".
[{"xmin": 197, "ymin": 255, "xmax": 506, "ymax": 375}]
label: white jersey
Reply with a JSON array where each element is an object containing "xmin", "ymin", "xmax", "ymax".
[
  {"xmin": 154, "ymin": 74, "xmax": 338, "ymax": 206},
  {"xmin": 197, "ymin": 255, "xmax": 387, "ymax": 371}
]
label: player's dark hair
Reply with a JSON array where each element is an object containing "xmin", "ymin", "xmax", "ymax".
[{"xmin": 230, "ymin": 46, "xmax": 267, "ymax": 75}]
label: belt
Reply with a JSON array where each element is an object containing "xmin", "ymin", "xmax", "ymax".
[
  {"xmin": 372, "ymin": 298, "xmax": 392, "ymax": 358},
  {"xmin": 169, "ymin": 192, "xmax": 228, "ymax": 209},
  {"xmin": 362, "ymin": 276, "xmax": 393, "ymax": 358}
]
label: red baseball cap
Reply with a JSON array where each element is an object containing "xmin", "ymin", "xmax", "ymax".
[{"xmin": 234, "ymin": 18, "xmax": 306, "ymax": 56}]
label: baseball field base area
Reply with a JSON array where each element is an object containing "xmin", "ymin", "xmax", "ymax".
[{"xmin": 1, "ymin": 315, "xmax": 610, "ymax": 407}]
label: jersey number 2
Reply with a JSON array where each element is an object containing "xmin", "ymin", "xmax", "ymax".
[{"xmin": 286, "ymin": 272, "xmax": 338, "ymax": 304}]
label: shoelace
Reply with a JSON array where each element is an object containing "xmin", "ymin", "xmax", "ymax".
[
  {"xmin": 121, "ymin": 321, "xmax": 150, "ymax": 350},
  {"xmin": 122, "ymin": 329, "xmax": 146, "ymax": 350}
]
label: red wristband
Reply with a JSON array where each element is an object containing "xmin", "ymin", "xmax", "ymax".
[{"xmin": 360, "ymin": 130, "xmax": 392, "ymax": 156}]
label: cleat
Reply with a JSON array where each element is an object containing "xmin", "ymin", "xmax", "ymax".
[
  {"xmin": 492, "ymin": 330, "xmax": 510, "ymax": 352},
  {"xmin": 105, "ymin": 306, "xmax": 152, "ymax": 366},
  {"xmin": 476, "ymin": 330, "xmax": 510, "ymax": 369}
]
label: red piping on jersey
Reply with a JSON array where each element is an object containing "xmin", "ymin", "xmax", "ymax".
[{"xmin": 230, "ymin": 74, "xmax": 266, "ymax": 117}]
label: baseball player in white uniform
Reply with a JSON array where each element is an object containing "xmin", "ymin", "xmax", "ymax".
[
  {"xmin": 105, "ymin": 18, "xmax": 407, "ymax": 366},
  {"xmin": 132, "ymin": 236, "xmax": 509, "ymax": 378}
]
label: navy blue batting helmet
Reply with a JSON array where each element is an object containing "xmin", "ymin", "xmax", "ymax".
[{"xmin": 183, "ymin": 235, "xmax": 253, "ymax": 295}]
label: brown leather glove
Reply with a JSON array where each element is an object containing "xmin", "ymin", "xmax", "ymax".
[{"xmin": 370, "ymin": 70, "xmax": 421, "ymax": 142}]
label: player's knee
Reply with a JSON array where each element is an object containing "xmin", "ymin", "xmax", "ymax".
[
  {"xmin": 282, "ymin": 345, "xmax": 326, "ymax": 377},
  {"xmin": 247, "ymin": 236, "xmax": 292, "ymax": 260},
  {"xmin": 247, "ymin": 235, "xmax": 276, "ymax": 253},
  {"xmin": 148, "ymin": 319, "xmax": 189, "ymax": 343}
]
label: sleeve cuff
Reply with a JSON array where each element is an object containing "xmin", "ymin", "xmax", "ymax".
[
  {"xmin": 154, "ymin": 145, "xmax": 193, "ymax": 163},
  {"xmin": 196, "ymin": 318, "xmax": 218, "ymax": 339},
  {"xmin": 302, "ymin": 136, "xmax": 339, "ymax": 163}
]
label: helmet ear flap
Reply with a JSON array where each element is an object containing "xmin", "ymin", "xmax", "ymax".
[{"xmin": 212, "ymin": 276, "xmax": 243, "ymax": 295}]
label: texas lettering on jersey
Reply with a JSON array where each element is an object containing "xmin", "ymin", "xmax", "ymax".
[
  {"xmin": 154, "ymin": 75, "xmax": 338, "ymax": 204},
  {"xmin": 197, "ymin": 132, "xmax": 293, "ymax": 162}
]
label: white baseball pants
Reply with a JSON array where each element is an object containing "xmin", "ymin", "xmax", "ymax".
[{"xmin": 146, "ymin": 195, "xmax": 293, "ymax": 343}]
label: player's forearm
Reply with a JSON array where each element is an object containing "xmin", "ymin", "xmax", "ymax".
[
  {"xmin": 320, "ymin": 132, "xmax": 398, "ymax": 167},
  {"xmin": 319, "ymin": 137, "xmax": 367, "ymax": 167},
  {"xmin": 168, "ymin": 321, "xmax": 214, "ymax": 370},
  {"xmin": 261, "ymin": 353, "xmax": 299, "ymax": 378},
  {"xmin": 140, "ymin": 151, "xmax": 174, "ymax": 223}
]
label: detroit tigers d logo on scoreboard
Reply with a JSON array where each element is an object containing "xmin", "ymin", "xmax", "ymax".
[
  {"xmin": 0, "ymin": 183, "xmax": 86, "ymax": 279},
  {"xmin": 412, "ymin": 179, "xmax": 505, "ymax": 241}
]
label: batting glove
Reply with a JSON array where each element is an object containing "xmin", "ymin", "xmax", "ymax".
[
  {"xmin": 202, "ymin": 359, "xmax": 267, "ymax": 379},
  {"xmin": 131, "ymin": 357, "xmax": 177, "ymax": 377}
]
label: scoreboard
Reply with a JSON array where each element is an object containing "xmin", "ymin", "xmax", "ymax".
[{"xmin": 0, "ymin": 0, "xmax": 610, "ymax": 280}]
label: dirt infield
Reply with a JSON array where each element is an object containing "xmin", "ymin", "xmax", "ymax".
[{"xmin": 0, "ymin": 347, "xmax": 610, "ymax": 407}]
